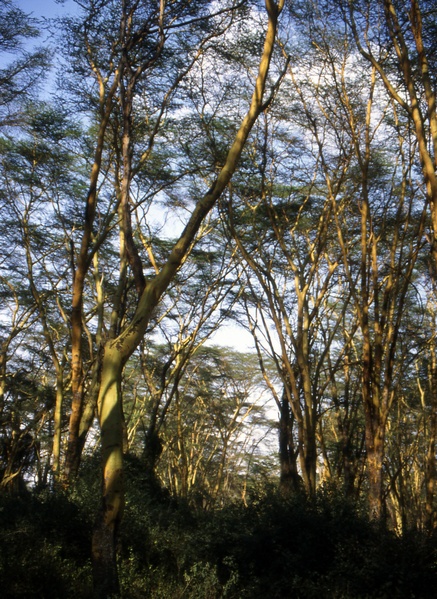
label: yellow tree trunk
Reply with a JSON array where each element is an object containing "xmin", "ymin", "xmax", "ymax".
[{"xmin": 91, "ymin": 2, "xmax": 285, "ymax": 595}]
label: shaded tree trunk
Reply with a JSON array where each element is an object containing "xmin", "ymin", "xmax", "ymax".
[
  {"xmin": 425, "ymin": 329, "xmax": 437, "ymax": 530},
  {"xmin": 363, "ymin": 408, "xmax": 385, "ymax": 520},
  {"xmin": 279, "ymin": 391, "xmax": 302, "ymax": 494}
]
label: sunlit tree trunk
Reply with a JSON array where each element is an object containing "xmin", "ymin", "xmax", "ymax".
[
  {"xmin": 23, "ymin": 216, "xmax": 67, "ymax": 482},
  {"xmin": 92, "ymin": 345, "xmax": 124, "ymax": 598},
  {"xmin": 348, "ymin": 0, "xmax": 437, "ymax": 274},
  {"xmin": 63, "ymin": 72, "xmax": 122, "ymax": 484},
  {"xmin": 91, "ymin": 2, "xmax": 285, "ymax": 594}
]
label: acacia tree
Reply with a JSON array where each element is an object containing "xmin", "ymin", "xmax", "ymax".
[
  {"xmin": 281, "ymin": 1, "xmax": 427, "ymax": 519},
  {"xmin": 318, "ymin": 301, "xmax": 366, "ymax": 498},
  {"xmin": 152, "ymin": 346, "xmax": 272, "ymax": 508},
  {"xmin": 316, "ymin": 51, "xmax": 425, "ymax": 520},
  {"xmin": 227, "ymin": 142, "xmax": 342, "ymax": 496},
  {"xmin": 57, "ymin": 1, "xmax": 286, "ymax": 595},
  {"xmin": 0, "ymin": 0, "xmax": 50, "ymax": 128},
  {"xmin": 60, "ymin": 0, "xmax": 257, "ymax": 484},
  {"xmin": 0, "ymin": 93, "xmax": 88, "ymax": 487},
  {"xmin": 343, "ymin": 0, "xmax": 437, "ymax": 273},
  {"xmin": 335, "ymin": 0, "xmax": 437, "ymax": 519},
  {"xmin": 383, "ymin": 276, "xmax": 437, "ymax": 531},
  {"xmin": 225, "ymin": 14, "xmax": 366, "ymax": 496},
  {"xmin": 0, "ymin": 4, "xmax": 53, "ymax": 490}
]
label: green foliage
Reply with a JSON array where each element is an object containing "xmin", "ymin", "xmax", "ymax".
[
  {"xmin": 0, "ymin": 491, "xmax": 92, "ymax": 598},
  {"xmin": 0, "ymin": 1, "xmax": 51, "ymax": 127},
  {"xmin": 2, "ymin": 0, "xmax": 437, "ymax": 596},
  {"xmin": 118, "ymin": 474, "xmax": 437, "ymax": 599},
  {"xmin": 1, "ymin": 477, "xmax": 436, "ymax": 598}
]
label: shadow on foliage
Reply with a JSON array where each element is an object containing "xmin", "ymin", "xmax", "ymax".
[
  {"xmin": 1, "ymin": 456, "xmax": 437, "ymax": 598},
  {"xmin": 0, "ymin": 490, "xmax": 93, "ymax": 598},
  {"xmin": 118, "ymin": 462, "xmax": 437, "ymax": 598}
]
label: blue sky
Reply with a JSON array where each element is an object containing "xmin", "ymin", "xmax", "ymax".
[{"xmin": 18, "ymin": 0, "xmax": 76, "ymax": 19}]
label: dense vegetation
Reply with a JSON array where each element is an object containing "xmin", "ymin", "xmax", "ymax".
[
  {"xmin": 2, "ymin": 0, "xmax": 437, "ymax": 596},
  {"xmin": 2, "ymin": 470, "xmax": 437, "ymax": 598}
]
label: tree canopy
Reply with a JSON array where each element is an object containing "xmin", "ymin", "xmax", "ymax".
[{"xmin": 2, "ymin": 1, "xmax": 437, "ymax": 597}]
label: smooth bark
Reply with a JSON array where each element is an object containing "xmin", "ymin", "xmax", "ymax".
[{"xmin": 91, "ymin": 2, "xmax": 285, "ymax": 595}]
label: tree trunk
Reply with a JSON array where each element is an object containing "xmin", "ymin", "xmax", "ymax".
[
  {"xmin": 89, "ymin": 2, "xmax": 285, "ymax": 591},
  {"xmin": 364, "ymin": 407, "xmax": 385, "ymax": 520},
  {"xmin": 425, "ymin": 339, "xmax": 437, "ymax": 530},
  {"xmin": 63, "ymin": 62, "xmax": 123, "ymax": 487},
  {"xmin": 278, "ymin": 392, "xmax": 302, "ymax": 494},
  {"xmin": 92, "ymin": 345, "xmax": 124, "ymax": 598},
  {"xmin": 52, "ymin": 374, "xmax": 64, "ymax": 480}
]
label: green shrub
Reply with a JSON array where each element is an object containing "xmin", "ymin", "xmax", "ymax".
[
  {"xmin": 0, "ymin": 492, "xmax": 93, "ymax": 598},
  {"xmin": 1, "ymin": 472, "xmax": 436, "ymax": 598}
]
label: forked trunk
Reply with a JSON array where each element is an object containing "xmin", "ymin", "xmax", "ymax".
[{"xmin": 88, "ymin": 2, "xmax": 285, "ymax": 592}]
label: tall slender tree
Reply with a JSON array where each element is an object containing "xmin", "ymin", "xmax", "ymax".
[{"xmin": 56, "ymin": 1, "xmax": 287, "ymax": 595}]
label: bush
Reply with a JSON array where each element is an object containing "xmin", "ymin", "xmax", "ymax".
[
  {"xmin": 117, "ymin": 478, "xmax": 437, "ymax": 598},
  {"xmin": 1, "ymin": 470, "xmax": 436, "ymax": 598},
  {"xmin": 0, "ymin": 491, "xmax": 93, "ymax": 598}
]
